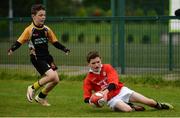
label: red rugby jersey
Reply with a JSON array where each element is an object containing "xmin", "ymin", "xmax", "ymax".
[{"xmin": 83, "ymin": 64, "xmax": 124, "ymax": 101}]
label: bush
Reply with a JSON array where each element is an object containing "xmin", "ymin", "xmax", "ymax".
[
  {"xmin": 95, "ymin": 35, "xmax": 100, "ymax": 43},
  {"xmin": 147, "ymin": 9, "xmax": 157, "ymax": 16},
  {"xmin": 135, "ymin": 8, "xmax": 144, "ymax": 16},
  {"xmin": 76, "ymin": 7, "xmax": 87, "ymax": 17},
  {"xmin": 61, "ymin": 32, "xmax": 69, "ymax": 43},
  {"xmin": 127, "ymin": 34, "xmax": 134, "ymax": 43},
  {"xmin": 0, "ymin": 21, "xmax": 9, "ymax": 38},
  {"xmin": 78, "ymin": 33, "xmax": 85, "ymax": 43},
  {"xmin": 142, "ymin": 35, "xmax": 151, "ymax": 44}
]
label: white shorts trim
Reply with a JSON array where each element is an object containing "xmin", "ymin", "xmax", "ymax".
[{"xmin": 107, "ymin": 86, "xmax": 134, "ymax": 110}]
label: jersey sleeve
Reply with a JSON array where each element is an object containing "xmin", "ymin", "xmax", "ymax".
[
  {"xmin": 106, "ymin": 64, "xmax": 119, "ymax": 85},
  {"xmin": 46, "ymin": 26, "xmax": 58, "ymax": 43},
  {"xmin": 17, "ymin": 27, "xmax": 31, "ymax": 44},
  {"xmin": 83, "ymin": 76, "xmax": 93, "ymax": 99}
]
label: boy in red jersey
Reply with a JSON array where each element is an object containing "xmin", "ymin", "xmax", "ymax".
[
  {"xmin": 8, "ymin": 4, "xmax": 70, "ymax": 106},
  {"xmin": 83, "ymin": 51, "xmax": 173, "ymax": 112}
]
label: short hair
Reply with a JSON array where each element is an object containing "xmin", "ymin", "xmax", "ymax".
[
  {"xmin": 31, "ymin": 4, "xmax": 45, "ymax": 15},
  {"xmin": 86, "ymin": 51, "xmax": 101, "ymax": 63}
]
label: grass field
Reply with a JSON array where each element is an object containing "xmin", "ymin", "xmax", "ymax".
[{"xmin": 0, "ymin": 78, "xmax": 179, "ymax": 117}]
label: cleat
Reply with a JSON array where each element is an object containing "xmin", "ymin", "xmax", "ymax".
[
  {"xmin": 26, "ymin": 85, "xmax": 35, "ymax": 102},
  {"xmin": 35, "ymin": 95, "xmax": 51, "ymax": 106},
  {"xmin": 128, "ymin": 103, "xmax": 145, "ymax": 111},
  {"xmin": 160, "ymin": 103, "xmax": 174, "ymax": 110}
]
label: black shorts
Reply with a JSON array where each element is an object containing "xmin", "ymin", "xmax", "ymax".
[{"xmin": 30, "ymin": 54, "xmax": 58, "ymax": 76}]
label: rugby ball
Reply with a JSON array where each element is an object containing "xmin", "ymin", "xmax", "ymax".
[{"xmin": 89, "ymin": 92, "xmax": 106, "ymax": 107}]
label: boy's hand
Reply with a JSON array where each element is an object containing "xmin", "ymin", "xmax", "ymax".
[
  {"xmin": 89, "ymin": 91, "xmax": 107, "ymax": 108},
  {"xmin": 8, "ymin": 49, "xmax": 13, "ymax": 56},
  {"xmin": 89, "ymin": 100, "xmax": 96, "ymax": 107},
  {"xmin": 99, "ymin": 90, "xmax": 108, "ymax": 101},
  {"xmin": 64, "ymin": 48, "xmax": 70, "ymax": 55}
]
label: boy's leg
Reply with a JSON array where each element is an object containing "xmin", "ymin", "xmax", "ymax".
[
  {"xmin": 113, "ymin": 100, "xmax": 133, "ymax": 112},
  {"xmin": 34, "ymin": 87, "xmax": 50, "ymax": 106},
  {"xmin": 26, "ymin": 69, "xmax": 53, "ymax": 103},
  {"xmin": 27, "ymin": 80, "xmax": 42, "ymax": 102},
  {"xmin": 27, "ymin": 54, "xmax": 45, "ymax": 102},
  {"xmin": 129, "ymin": 92, "xmax": 173, "ymax": 110},
  {"xmin": 35, "ymin": 70, "xmax": 59, "ymax": 106},
  {"xmin": 154, "ymin": 102, "xmax": 174, "ymax": 110},
  {"xmin": 127, "ymin": 103, "xmax": 145, "ymax": 111},
  {"xmin": 27, "ymin": 55, "xmax": 59, "ymax": 104},
  {"xmin": 129, "ymin": 91, "xmax": 157, "ymax": 107}
]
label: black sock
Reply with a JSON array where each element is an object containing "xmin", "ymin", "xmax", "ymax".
[
  {"xmin": 155, "ymin": 102, "xmax": 162, "ymax": 109},
  {"xmin": 31, "ymin": 85, "xmax": 35, "ymax": 89},
  {"xmin": 38, "ymin": 92, "xmax": 47, "ymax": 98}
]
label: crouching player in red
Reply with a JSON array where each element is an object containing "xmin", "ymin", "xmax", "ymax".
[{"xmin": 83, "ymin": 51, "xmax": 173, "ymax": 112}]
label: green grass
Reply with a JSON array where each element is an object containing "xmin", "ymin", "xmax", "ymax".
[
  {"xmin": 0, "ymin": 79, "xmax": 179, "ymax": 117},
  {"xmin": 0, "ymin": 71, "xmax": 180, "ymax": 117}
]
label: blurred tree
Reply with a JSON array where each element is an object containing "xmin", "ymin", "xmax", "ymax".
[
  {"xmin": 0, "ymin": 0, "xmax": 169, "ymax": 17},
  {"xmin": 83, "ymin": 0, "xmax": 110, "ymax": 10},
  {"xmin": 126, "ymin": 0, "xmax": 169, "ymax": 16},
  {"xmin": 147, "ymin": 9, "xmax": 157, "ymax": 16},
  {"xmin": 76, "ymin": 6, "xmax": 87, "ymax": 17},
  {"xmin": 135, "ymin": 8, "xmax": 144, "ymax": 16},
  {"xmin": 13, "ymin": 0, "xmax": 34, "ymax": 17},
  {"xmin": 106, "ymin": 9, "xmax": 112, "ymax": 16},
  {"xmin": 0, "ymin": 1, "xmax": 8, "ymax": 17},
  {"xmin": 47, "ymin": 0, "xmax": 74, "ymax": 16}
]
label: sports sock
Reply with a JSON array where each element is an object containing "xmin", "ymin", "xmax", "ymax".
[
  {"xmin": 32, "ymin": 81, "xmax": 41, "ymax": 90},
  {"xmin": 38, "ymin": 88, "xmax": 48, "ymax": 98},
  {"xmin": 154, "ymin": 102, "xmax": 162, "ymax": 109}
]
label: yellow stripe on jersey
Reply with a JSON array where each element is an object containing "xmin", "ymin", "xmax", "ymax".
[
  {"xmin": 17, "ymin": 24, "xmax": 33, "ymax": 44},
  {"xmin": 17, "ymin": 23, "xmax": 58, "ymax": 44},
  {"xmin": 45, "ymin": 26, "xmax": 58, "ymax": 43}
]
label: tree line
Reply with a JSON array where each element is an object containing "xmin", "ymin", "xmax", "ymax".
[{"xmin": 0, "ymin": 0, "xmax": 169, "ymax": 17}]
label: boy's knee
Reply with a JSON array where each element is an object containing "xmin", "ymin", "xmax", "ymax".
[
  {"xmin": 53, "ymin": 77, "xmax": 59, "ymax": 84},
  {"xmin": 47, "ymin": 72, "xmax": 59, "ymax": 83},
  {"xmin": 114, "ymin": 106, "xmax": 133, "ymax": 112},
  {"xmin": 114, "ymin": 105, "xmax": 133, "ymax": 112}
]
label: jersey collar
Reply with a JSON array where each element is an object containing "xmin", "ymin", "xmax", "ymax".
[
  {"xmin": 89, "ymin": 64, "xmax": 103, "ymax": 75},
  {"xmin": 32, "ymin": 22, "xmax": 44, "ymax": 30}
]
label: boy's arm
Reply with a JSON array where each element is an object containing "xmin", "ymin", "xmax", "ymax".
[
  {"xmin": 8, "ymin": 41, "xmax": 22, "ymax": 55},
  {"xmin": 84, "ymin": 98, "xmax": 90, "ymax": 103},
  {"xmin": 52, "ymin": 41, "xmax": 70, "ymax": 54},
  {"xmin": 8, "ymin": 27, "xmax": 30, "ymax": 55},
  {"xmin": 99, "ymin": 65, "xmax": 119, "ymax": 97},
  {"xmin": 106, "ymin": 64, "xmax": 119, "ymax": 84},
  {"xmin": 47, "ymin": 27, "xmax": 70, "ymax": 54},
  {"xmin": 83, "ymin": 78, "xmax": 93, "ymax": 104},
  {"xmin": 100, "ymin": 83, "xmax": 116, "ymax": 99}
]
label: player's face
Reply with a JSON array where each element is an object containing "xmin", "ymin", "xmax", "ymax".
[
  {"xmin": 32, "ymin": 10, "xmax": 46, "ymax": 26},
  {"xmin": 88, "ymin": 57, "xmax": 102, "ymax": 72}
]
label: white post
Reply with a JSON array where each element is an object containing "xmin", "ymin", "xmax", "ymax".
[{"xmin": 9, "ymin": 0, "xmax": 13, "ymax": 41}]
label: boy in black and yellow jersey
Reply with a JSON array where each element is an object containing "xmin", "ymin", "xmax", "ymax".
[{"xmin": 8, "ymin": 4, "xmax": 70, "ymax": 106}]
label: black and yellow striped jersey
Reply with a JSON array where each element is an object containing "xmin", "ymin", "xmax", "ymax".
[{"xmin": 17, "ymin": 23, "xmax": 58, "ymax": 57}]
